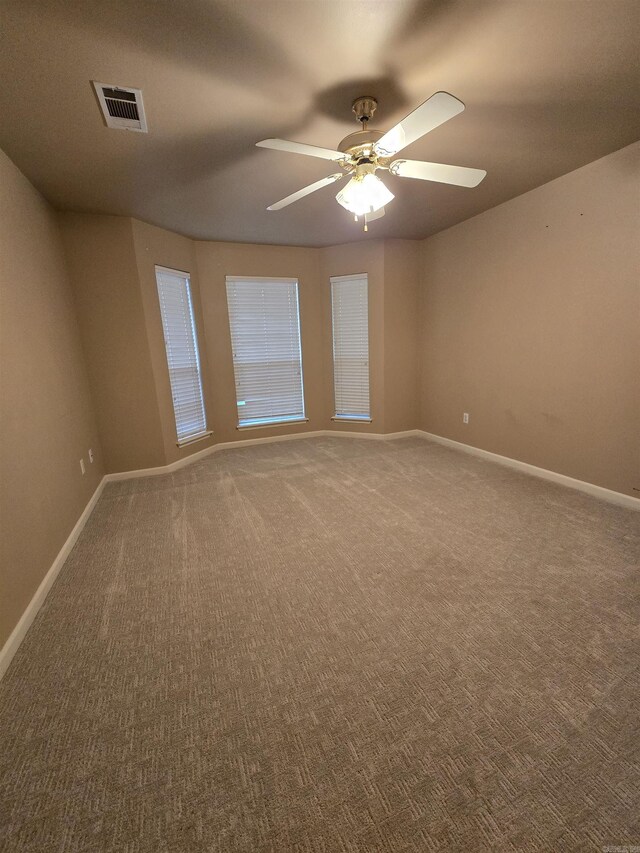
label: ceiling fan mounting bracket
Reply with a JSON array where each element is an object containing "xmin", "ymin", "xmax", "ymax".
[{"xmin": 352, "ymin": 96, "xmax": 377, "ymax": 125}]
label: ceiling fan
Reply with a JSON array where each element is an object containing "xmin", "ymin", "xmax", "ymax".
[{"xmin": 256, "ymin": 92, "xmax": 487, "ymax": 230}]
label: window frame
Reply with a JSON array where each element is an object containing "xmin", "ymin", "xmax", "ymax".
[
  {"xmin": 330, "ymin": 272, "xmax": 372, "ymax": 423},
  {"xmin": 155, "ymin": 265, "xmax": 211, "ymax": 447},
  {"xmin": 225, "ymin": 275, "xmax": 308, "ymax": 430}
]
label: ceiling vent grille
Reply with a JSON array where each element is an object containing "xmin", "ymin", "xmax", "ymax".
[{"xmin": 93, "ymin": 82, "xmax": 148, "ymax": 132}]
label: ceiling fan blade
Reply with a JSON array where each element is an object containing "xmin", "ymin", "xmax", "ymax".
[
  {"xmin": 364, "ymin": 206, "xmax": 386, "ymax": 223},
  {"xmin": 257, "ymin": 138, "xmax": 348, "ymax": 163},
  {"xmin": 390, "ymin": 159, "xmax": 486, "ymax": 187},
  {"xmin": 374, "ymin": 92, "xmax": 465, "ymax": 157},
  {"xmin": 267, "ymin": 173, "xmax": 345, "ymax": 211}
]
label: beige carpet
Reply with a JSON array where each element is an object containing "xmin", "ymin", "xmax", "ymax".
[{"xmin": 1, "ymin": 436, "xmax": 639, "ymax": 851}]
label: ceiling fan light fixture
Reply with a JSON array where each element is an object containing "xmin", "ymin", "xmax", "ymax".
[
  {"xmin": 336, "ymin": 171, "xmax": 394, "ymax": 217},
  {"xmin": 259, "ymin": 91, "xmax": 485, "ymax": 222}
]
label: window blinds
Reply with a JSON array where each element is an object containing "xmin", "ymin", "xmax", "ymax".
[
  {"xmin": 155, "ymin": 266, "xmax": 208, "ymax": 444},
  {"xmin": 226, "ymin": 277, "xmax": 306, "ymax": 428},
  {"xmin": 331, "ymin": 273, "xmax": 371, "ymax": 420}
]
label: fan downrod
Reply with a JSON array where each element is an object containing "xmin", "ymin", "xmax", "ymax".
[{"xmin": 337, "ymin": 96, "xmax": 387, "ymax": 162}]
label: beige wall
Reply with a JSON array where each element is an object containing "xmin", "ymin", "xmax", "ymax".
[
  {"xmin": 60, "ymin": 214, "xmax": 166, "ymax": 473},
  {"xmin": 419, "ymin": 142, "xmax": 640, "ymax": 497},
  {"xmin": 383, "ymin": 240, "xmax": 421, "ymax": 434},
  {"xmin": 60, "ymin": 221, "xmax": 416, "ymax": 468},
  {"xmin": 55, "ymin": 142, "xmax": 639, "ymax": 497},
  {"xmin": 61, "ymin": 219, "xmax": 336, "ymax": 469},
  {"xmin": 0, "ymin": 151, "xmax": 103, "ymax": 648},
  {"xmin": 195, "ymin": 240, "xmax": 325, "ymax": 443}
]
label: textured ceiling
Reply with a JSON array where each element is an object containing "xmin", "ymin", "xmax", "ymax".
[{"xmin": 1, "ymin": 0, "xmax": 639, "ymax": 247}]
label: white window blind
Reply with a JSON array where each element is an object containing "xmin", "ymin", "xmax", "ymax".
[
  {"xmin": 331, "ymin": 273, "xmax": 371, "ymax": 421},
  {"xmin": 225, "ymin": 277, "xmax": 306, "ymax": 428},
  {"xmin": 155, "ymin": 266, "xmax": 209, "ymax": 445}
]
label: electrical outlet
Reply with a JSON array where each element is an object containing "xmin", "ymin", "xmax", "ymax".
[
  {"xmin": 80, "ymin": 458, "xmax": 86, "ymax": 475},
  {"xmin": 463, "ymin": 413, "xmax": 469, "ymax": 424},
  {"xmin": 88, "ymin": 448, "xmax": 94, "ymax": 463}
]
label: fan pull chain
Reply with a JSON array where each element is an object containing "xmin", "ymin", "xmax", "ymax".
[{"xmin": 351, "ymin": 213, "xmax": 370, "ymax": 230}]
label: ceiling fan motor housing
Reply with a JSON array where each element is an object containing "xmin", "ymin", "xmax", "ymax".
[
  {"xmin": 337, "ymin": 128, "xmax": 385, "ymax": 156},
  {"xmin": 338, "ymin": 96, "xmax": 388, "ymax": 166}
]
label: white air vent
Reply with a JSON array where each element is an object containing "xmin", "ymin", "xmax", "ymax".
[{"xmin": 93, "ymin": 82, "xmax": 148, "ymax": 132}]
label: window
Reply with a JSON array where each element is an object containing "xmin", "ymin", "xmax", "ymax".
[
  {"xmin": 155, "ymin": 266, "xmax": 209, "ymax": 445},
  {"xmin": 226, "ymin": 277, "xmax": 306, "ymax": 428},
  {"xmin": 331, "ymin": 273, "xmax": 371, "ymax": 421}
]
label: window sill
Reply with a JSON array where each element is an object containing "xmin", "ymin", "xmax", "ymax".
[
  {"xmin": 176, "ymin": 430, "xmax": 213, "ymax": 448},
  {"xmin": 331, "ymin": 416, "xmax": 372, "ymax": 424},
  {"xmin": 237, "ymin": 418, "xmax": 309, "ymax": 431}
]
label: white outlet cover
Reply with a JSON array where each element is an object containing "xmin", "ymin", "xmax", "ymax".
[{"xmin": 463, "ymin": 413, "xmax": 469, "ymax": 423}]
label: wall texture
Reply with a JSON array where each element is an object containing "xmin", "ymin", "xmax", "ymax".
[
  {"xmin": 61, "ymin": 225, "xmax": 420, "ymax": 471},
  {"xmin": 383, "ymin": 240, "xmax": 421, "ymax": 434},
  {"xmin": 0, "ymin": 152, "xmax": 103, "ymax": 648},
  {"xmin": 52, "ymin": 143, "xmax": 640, "ymax": 498},
  {"xmin": 61, "ymin": 218, "xmax": 403, "ymax": 471},
  {"xmin": 59, "ymin": 214, "xmax": 166, "ymax": 473},
  {"xmin": 419, "ymin": 142, "xmax": 640, "ymax": 497},
  {"xmin": 195, "ymin": 240, "xmax": 325, "ymax": 444}
]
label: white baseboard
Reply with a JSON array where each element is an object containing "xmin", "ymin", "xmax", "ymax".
[
  {"xmin": 0, "ymin": 477, "xmax": 107, "ymax": 681},
  {"xmin": 418, "ymin": 431, "xmax": 640, "ymax": 511},
  {"xmin": 104, "ymin": 429, "xmax": 421, "ymax": 482},
  {"xmin": 328, "ymin": 429, "xmax": 423, "ymax": 441}
]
